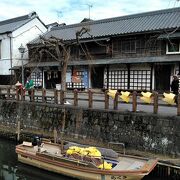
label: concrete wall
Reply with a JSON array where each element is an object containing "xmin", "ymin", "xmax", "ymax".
[{"xmin": 0, "ymin": 100, "xmax": 179, "ymax": 157}]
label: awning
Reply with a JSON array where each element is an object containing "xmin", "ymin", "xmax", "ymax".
[
  {"xmin": 69, "ymin": 55, "xmax": 180, "ymax": 65},
  {"xmin": 24, "ymin": 55, "xmax": 180, "ymax": 68},
  {"xmin": 25, "ymin": 61, "xmax": 60, "ymax": 68},
  {"xmin": 78, "ymin": 37, "xmax": 110, "ymax": 43},
  {"xmin": 157, "ymin": 32, "xmax": 180, "ymax": 40},
  {"xmin": 9, "ymin": 66, "xmax": 21, "ymax": 70}
]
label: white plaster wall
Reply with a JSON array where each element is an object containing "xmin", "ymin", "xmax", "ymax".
[
  {"xmin": 0, "ymin": 34, "xmax": 11, "ymax": 75},
  {"xmin": 12, "ymin": 18, "xmax": 47, "ymax": 69},
  {"xmin": 0, "ymin": 17, "xmax": 47, "ymax": 75}
]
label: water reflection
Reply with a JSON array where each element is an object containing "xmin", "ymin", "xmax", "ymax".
[{"xmin": 0, "ymin": 138, "xmax": 75, "ymax": 180}]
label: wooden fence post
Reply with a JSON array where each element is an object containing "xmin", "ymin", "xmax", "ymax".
[
  {"xmin": 105, "ymin": 90, "xmax": 109, "ymax": 109},
  {"xmin": 7, "ymin": 88, "xmax": 10, "ymax": 99},
  {"xmin": 21, "ymin": 88, "xmax": 25, "ymax": 101},
  {"xmin": 74, "ymin": 89, "xmax": 78, "ymax": 106},
  {"xmin": 31, "ymin": 89, "xmax": 35, "ymax": 102},
  {"xmin": 60, "ymin": 90, "xmax": 64, "ymax": 105},
  {"xmin": 132, "ymin": 91, "xmax": 137, "ymax": 112},
  {"xmin": 16, "ymin": 89, "xmax": 20, "ymax": 101},
  {"xmin": 54, "ymin": 89, "xmax": 58, "ymax": 104},
  {"xmin": 153, "ymin": 91, "xmax": 158, "ymax": 114},
  {"xmin": 177, "ymin": 94, "xmax": 180, "ymax": 116},
  {"xmin": 42, "ymin": 88, "xmax": 46, "ymax": 103},
  {"xmin": 88, "ymin": 90, "xmax": 93, "ymax": 108},
  {"xmin": 113, "ymin": 92, "xmax": 119, "ymax": 110}
]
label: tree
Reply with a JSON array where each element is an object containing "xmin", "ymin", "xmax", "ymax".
[
  {"xmin": 29, "ymin": 27, "xmax": 89, "ymax": 143},
  {"xmin": 39, "ymin": 36, "xmax": 71, "ymax": 93}
]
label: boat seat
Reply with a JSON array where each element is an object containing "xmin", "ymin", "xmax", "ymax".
[
  {"xmin": 126, "ymin": 161, "xmax": 144, "ymax": 170},
  {"xmin": 113, "ymin": 161, "xmax": 144, "ymax": 170},
  {"xmin": 112, "ymin": 161, "xmax": 130, "ymax": 170}
]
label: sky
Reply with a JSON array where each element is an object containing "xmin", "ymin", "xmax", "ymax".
[{"xmin": 0, "ymin": 0, "xmax": 179, "ymax": 25}]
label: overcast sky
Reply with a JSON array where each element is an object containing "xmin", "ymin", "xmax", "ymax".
[{"xmin": 0, "ymin": 0, "xmax": 179, "ymax": 25}]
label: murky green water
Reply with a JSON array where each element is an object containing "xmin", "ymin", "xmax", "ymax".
[{"xmin": 0, "ymin": 138, "xmax": 75, "ymax": 180}]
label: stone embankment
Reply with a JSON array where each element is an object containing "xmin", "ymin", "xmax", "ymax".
[{"xmin": 0, "ymin": 99, "xmax": 179, "ymax": 165}]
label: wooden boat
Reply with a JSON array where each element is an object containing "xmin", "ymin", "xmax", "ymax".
[{"xmin": 16, "ymin": 141, "xmax": 157, "ymax": 180}]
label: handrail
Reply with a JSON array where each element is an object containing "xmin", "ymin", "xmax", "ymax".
[{"xmin": 0, "ymin": 88, "xmax": 179, "ymax": 115}]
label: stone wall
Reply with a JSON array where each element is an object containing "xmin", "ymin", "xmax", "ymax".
[{"xmin": 0, "ymin": 100, "xmax": 179, "ymax": 157}]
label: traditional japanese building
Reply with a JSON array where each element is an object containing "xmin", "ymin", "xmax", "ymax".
[
  {"xmin": 27, "ymin": 7, "xmax": 180, "ymax": 92},
  {"xmin": 0, "ymin": 12, "xmax": 47, "ymax": 85}
]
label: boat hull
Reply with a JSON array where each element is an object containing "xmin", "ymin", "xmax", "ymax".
[{"xmin": 18, "ymin": 154, "xmax": 145, "ymax": 180}]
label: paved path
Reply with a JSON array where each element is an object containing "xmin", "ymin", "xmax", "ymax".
[{"xmin": 1, "ymin": 89, "xmax": 179, "ymax": 116}]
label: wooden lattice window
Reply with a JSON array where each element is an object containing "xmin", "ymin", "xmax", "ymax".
[
  {"xmin": 104, "ymin": 70, "xmax": 128, "ymax": 89},
  {"xmin": 31, "ymin": 69, "xmax": 43, "ymax": 88},
  {"xmin": 129, "ymin": 70, "xmax": 151, "ymax": 90}
]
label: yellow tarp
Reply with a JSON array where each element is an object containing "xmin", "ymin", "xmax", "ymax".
[
  {"xmin": 107, "ymin": 89, "xmax": 117, "ymax": 99},
  {"xmin": 140, "ymin": 92, "xmax": 152, "ymax": 104},
  {"xmin": 66, "ymin": 146, "xmax": 112, "ymax": 170},
  {"xmin": 162, "ymin": 92, "xmax": 175, "ymax": 105},
  {"xmin": 120, "ymin": 91, "xmax": 130, "ymax": 103}
]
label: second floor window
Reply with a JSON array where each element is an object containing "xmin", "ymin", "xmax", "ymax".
[
  {"xmin": 166, "ymin": 40, "xmax": 180, "ymax": 54},
  {"xmin": 122, "ymin": 39, "xmax": 136, "ymax": 53}
]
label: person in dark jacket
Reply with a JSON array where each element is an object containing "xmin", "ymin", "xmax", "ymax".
[{"xmin": 171, "ymin": 75, "xmax": 179, "ymax": 104}]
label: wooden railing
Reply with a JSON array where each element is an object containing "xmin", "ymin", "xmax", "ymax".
[{"xmin": 0, "ymin": 88, "xmax": 180, "ymax": 116}]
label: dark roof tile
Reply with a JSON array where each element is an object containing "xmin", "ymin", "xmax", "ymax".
[
  {"xmin": 31, "ymin": 7, "xmax": 180, "ymax": 43},
  {"xmin": 0, "ymin": 12, "xmax": 38, "ymax": 34}
]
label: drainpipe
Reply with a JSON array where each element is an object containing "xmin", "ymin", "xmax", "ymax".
[{"xmin": 7, "ymin": 33, "xmax": 13, "ymax": 85}]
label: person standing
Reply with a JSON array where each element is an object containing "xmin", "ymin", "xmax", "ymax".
[
  {"xmin": 25, "ymin": 76, "xmax": 34, "ymax": 101},
  {"xmin": 171, "ymin": 75, "xmax": 179, "ymax": 104},
  {"xmin": 15, "ymin": 81, "xmax": 23, "ymax": 95}
]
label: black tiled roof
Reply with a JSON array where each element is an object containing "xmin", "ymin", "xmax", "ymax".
[{"xmin": 41, "ymin": 7, "xmax": 180, "ymax": 41}]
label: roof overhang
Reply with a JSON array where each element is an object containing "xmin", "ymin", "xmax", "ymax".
[
  {"xmin": 157, "ymin": 32, "xmax": 180, "ymax": 40},
  {"xmin": 25, "ymin": 61, "xmax": 60, "ymax": 67},
  {"xmin": 24, "ymin": 55, "xmax": 180, "ymax": 68},
  {"xmin": 9, "ymin": 66, "xmax": 21, "ymax": 70},
  {"xmin": 78, "ymin": 37, "xmax": 110, "ymax": 43},
  {"xmin": 69, "ymin": 57, "xmax": 180, "ymax": 65}
]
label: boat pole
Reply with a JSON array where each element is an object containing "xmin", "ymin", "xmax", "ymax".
[
  {"xmin": 17, "ymin": 120, "xmax": 20, "ymax": 142},
  {"xmin": 53, "ymin": 127, "xmax": 57, "ymax": 143}
]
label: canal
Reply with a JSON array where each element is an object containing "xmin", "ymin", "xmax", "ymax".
[
  {"xmin": 0, "ymin": 138, "xmax": 173, "ymax": 180},
  {"xmin": 0, "ymin": 138, "xmax": 74, "ymax": 180}
]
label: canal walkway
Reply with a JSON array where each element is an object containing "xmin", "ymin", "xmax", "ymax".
[{"xmin": 0, "ymin": 87, "xmax": 179, "ymax": 116}]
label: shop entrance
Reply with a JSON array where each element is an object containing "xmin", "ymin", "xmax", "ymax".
[
  {"xmin": 155, "ymin": 65, "xmax": 171, "ymax": 92},
  {"xmin": 44, "ymin": 71, "xmax": 61, "ymax": 89},
  {"xmin": 91, "ymin": 66, "xmax": 104, "ymax": 89}
]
